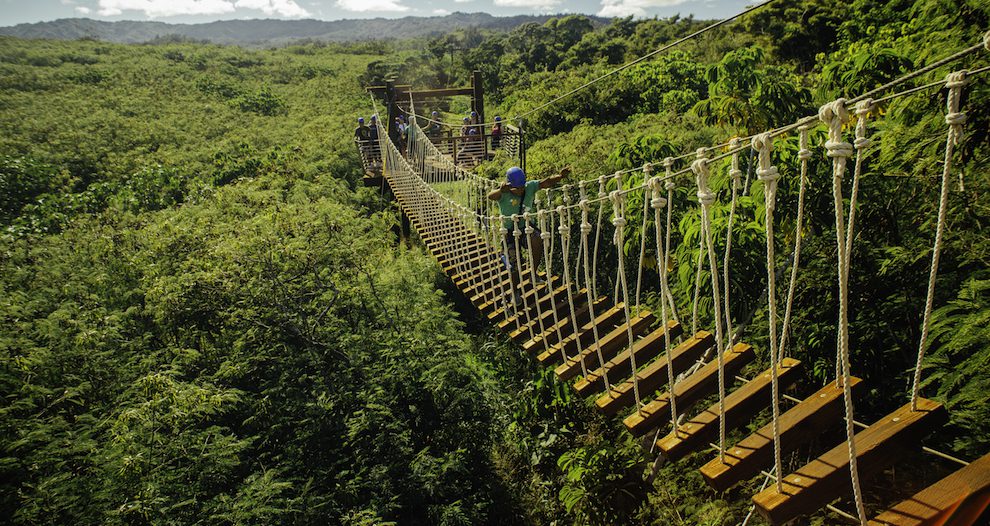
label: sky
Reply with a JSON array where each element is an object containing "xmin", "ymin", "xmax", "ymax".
[{"xmin": 0, "ymin": 0, "xmax": 758, "ymax": 26}]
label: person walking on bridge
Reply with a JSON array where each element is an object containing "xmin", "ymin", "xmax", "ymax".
[
  {"xmin": 488, "ymin": 165, "xmax": 570, "ymax": 306},
  {"xmin": 354, "ymin": 117, "xmax": 372, "ymax": 166}
]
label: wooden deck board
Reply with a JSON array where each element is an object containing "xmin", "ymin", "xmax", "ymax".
[
  {"xmin": 535, "ymin": 304, "xmax": 625, "ymax": 365},
  {"xmin": 554, "ymin": 310, "xmax": 656, "ymax": 381},
  {"xmin": 595, "ymin": 331, "xmax": 715, "ymax": 416},
  {"xmin": 869, "ymin": 452, "xmax": 990, "ymax": 526},
  {"xmin": 700, "ymin": 377, "xmax": 864, "ymax": 492},
  {"xmin": 656, "ymin": 358, "xmax": 803, "ymax": 462},
  {"xmin": 752, "ymin": 398, "xmax": 948, "ymax": 526},
  {"xmin": 572, "ymin": 320, "xmax": 683, "ymax": 397},
  {"xmin": 623, "ymin": 343, "xmax": 755, "ymax": 437}
]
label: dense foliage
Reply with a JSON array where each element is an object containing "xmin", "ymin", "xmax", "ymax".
[{"xmin": 2, "ymin": 0, "xmax": 989, "ymax": 524}]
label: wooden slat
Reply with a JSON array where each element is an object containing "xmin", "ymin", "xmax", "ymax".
[
  {"xmin": 535, "ymin": 303, "xmax": 625, "ymax": 365},
  {"xmin": 624, "ymin": 343, "xmax": 755, "ymax": 437},
  {"xmin": 572, "ymin": 320, "xmax": 683, "ymax": 397},
  {"xmin": 508, "ymin": 288, "xmax": 589, "ymax": 344},
  {"xmin": 869, "ymin": 452, "xmax": 990, "ymax": 526},
  {"xmin": 523, "ymin": 296, "xmax": 611, "ymax": 352},
  {"xmin": 493, "ymin": 280, "xmax": 567, "ymax": 326},
  {"xmin": 656, "ymin": 358, "xmax": 802, "ymax": 461},
  {"xmin": 753, "ymin": 398, "xmax": 949, "ymax": 526},
  {"xmin": 700, "ymin": 377, "xmax": 864, "ymax": 492},
  {"xmin": 596, "ymin": 331, "xmax": 715, "ymax": 416},
  {"xmin": 554, "ymin": 310, "xmax": 656, "ymax": 381}
]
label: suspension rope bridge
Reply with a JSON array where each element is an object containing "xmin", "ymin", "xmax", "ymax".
[{"xmin": 357, "ymin": 30, "xmax": 990, "ymax": 526}]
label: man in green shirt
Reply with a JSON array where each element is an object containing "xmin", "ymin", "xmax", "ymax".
[{"xmin": 488, "ymin": 165, "xmax": 570, "ymax": 306}]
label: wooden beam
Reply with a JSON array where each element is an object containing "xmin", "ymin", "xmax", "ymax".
[
  {"xmin": 535, "ymin": 303, "xmax": 625, "ymax": 365},
  {"xmin": 554, "ymin": 310, "xmax": 656, "ymax": 381},
  {"xmin": 700, "ymin": 377, "xmax": 864, "ymax": 492},
  {"xmin": 656, "ymin": 358, "xmax": 802, "ymax": 462},
  {"xmin": 572, "ymin": 320, "xmax": 683, "ymax": 397},
  {"xmin": 509, "ymin": 289, "xmax": 588, "ymax": 345},
  {"xmin": 623, "ymin": 343, "xmax": 755, "ymax": 437},
  {"xmin": 520, "ymin": 295, "xmax": 607, "ymax": 351},
  {"xmin": 400, "ymin": 87, "xmax": 474, "ymax": 100},
  {"xmin": 595, "ymin": 331, "xmax": 714, "ymax": 416},
  {"xmin": 869, "ymin": 451, "xmax": 990, "ymax": 526},
  {"xmin": 752, "ymin": 398, "xmax": 949, "ymax": 526}
]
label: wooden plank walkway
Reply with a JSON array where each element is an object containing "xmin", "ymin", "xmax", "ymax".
[{"xmin": 378, "ymin": 145, "xmax": 972, "ymax": 526}]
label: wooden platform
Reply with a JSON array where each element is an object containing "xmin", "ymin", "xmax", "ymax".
[
  {"xmin": 869, "ymin": 451, "xmax": 990, "ymax": 526},
  {"xmin": 700, "ymin": 377, "xmax": 864, "ymax": 492},
  {"xmin": 753, "ymin": 398, "xmax": 948, "ymax": 525},
  {"xmin": 535, "ymin": 303, "xmax": 625, "ymax": 365}
]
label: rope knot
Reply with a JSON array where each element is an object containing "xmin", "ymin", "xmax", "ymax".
[
  {"xmin": 945, "ymin": 112, "xmax": 967, "ymax": 126},
  {"xmin": 825, "ymin": 140, "xmax": 854, "ymax": 159},
  {"xmin": 757, "ymin": 166, "xmax": 780, "ymax": 182},
  {"xmin": 691, "ymin": 159, "xmax": 715, "ymax": 206},
  {"xmin": 643, "ymin": 163, "xmax": 653, "ymax": 175},
  {"xmin": 651, "ymin": 195, "xmax": 668, "ymax": 209},
  {"xmin": 729, "ymin": 137, "xmax": 741, "ymax": 149},
  {"xmin": 854, "ymin": 136, "xmax": 871, "ymax": 150},
  {"xmin": 662, "ymin": 157, "xmax": 674, "ymax": 168},
  {"xmin": 798, "ymin": 126, "xmax": 812, "ymax": 160},
  {"xmin": 945, "ymin": 70, "xmax": 968, "ymax": 89},
  {"xmin": 818, "ymin": 98, "xmax": 850, "ymax": 127},
  {"xmin": 854, "ymin": 98, "xmax": 875, "ymax": 118},
  {"xmin": 612, "ymin": 217, "xmax": 627, "ymax": 228},
  {"xmin": 729, "ymin": 168, "xmax": 743, "ymax": 180},
  {"xmin": 695, "ymin": 147, "xmax": 708, "ymax": 160},
  {"xmin": 578, "ymin": 199, "xmax": 590, "ymax": 212}
]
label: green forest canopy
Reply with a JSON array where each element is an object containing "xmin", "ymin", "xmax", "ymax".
[{"xmin": 1, "ymin": 0, "xmax": 989, "ymax": 524}]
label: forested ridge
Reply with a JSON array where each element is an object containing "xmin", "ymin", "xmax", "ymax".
[{"xmin": 2, "ymin": 1, "xmax": 990, "ymax": 524}]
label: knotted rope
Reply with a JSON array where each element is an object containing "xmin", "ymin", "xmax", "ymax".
[
  {"xmin": 819, "ymin": 97, "xmax": 867, "ymax": 526},
  {"xmin": 691, "ymin": 153, "xmax": 728, "ymax": 460},
  {"xmin": 753, "ymin": 132, "xmax": 783, "ymax": 493},
  {"xmin": 610, "ymin": 189, "xmax": 642, "ymax": 410},
  {"xmin": 911, "ymin": 70, "xmax": 969, "ymax": 410},
  {"xmin": 650, "ymin": 174, "xmax": 679, "ymax": 428}
]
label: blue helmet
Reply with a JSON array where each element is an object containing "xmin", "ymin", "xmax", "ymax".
[
  {"xmin": 358, "ymin": 117, "xmax": 364, "ymax": 124},
  {"xmin": 370, "ymin": 115, "xmax": 377, "ymax": 121},
  {"xmin": 494, "ymin": 115, "xmax": 501, "ymax": 122},
  {"xmin": 506, "ymin": 166, "xmax": 525, "ymax": 188}
]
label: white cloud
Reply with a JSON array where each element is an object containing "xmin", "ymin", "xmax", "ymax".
[
  {"xmin": 492, "ymin": 0, "xmax": 562, "ymax": 8},
  {"xmin": 97, "ymin": 0, "xmax": 236, "ymax": 17},
  {"xmin": 433, "ymin": 8, "xmax": 450, "ymax": 15},
  {"xmin": 453, "ymin": 0, "xmax": 472, "ymax": 3},
  {"xmin": 76, "ymin": 5, "xmax": 92, "ymax": 13},
  {"xmin": 235, "ymin": 0, "xmax": 310, "ymax": 17},
  {"xmin": 335, "ymin": 0, "xmax": 409, "ymax": 12},
  {"xmin": 94, "ymin": 0, "xmax": 308, "ymax": 17},
  {"xmin": 598, "ymin": 0, "xmax": 688, "ymax": 17},
  {"xmin": 60, "ymin": 0, "xmax": 76, "ymax": 5}
]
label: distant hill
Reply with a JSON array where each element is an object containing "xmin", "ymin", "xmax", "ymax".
[{"xmin": 0, "ymin": 13, "xmax": 611, "ymax": 46}]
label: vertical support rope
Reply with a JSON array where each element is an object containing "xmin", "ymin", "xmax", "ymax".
[
  {"xmin": 690, "ymin": 150, "xmax": 727, "ymax": 460},
  {"xmin": 724, "ymin": 138, "xmax": 743, "ymax": 345},
  {"xmin": 579, "ymin": 199, "xmax": 609, "ymax": 390},
  {"xmin": 635, "ymin": 165, "xmax": 653, "ymax": 310},
  {"xmin": 753, "ymin": 132, "xmax": 783, "ymax": 492},
  {"xmin": 779, "ymin": 125, "xmax": 812, "ymax": 361},
  {"xmin": 610, "ymin": 189, "xmax": 642, "ymax": 410},
  {"xmin": 650, "ymin": 175, "xmax": 679, "ymax": 428},
  {"xmin": 539, "ymin": 209, "xmax": 565, "ymax": 358},
  {"xmin": 911, "ymin": 70, "xmax": 968, "ymax": 410},
  {"xmin": 819, "ymin": 98, "xmax": 866, "ymax": 525},
  {"xmin": 556, "ymin": 206, "xmax": 581, "ymax": 366},
  {"xmin": 592, "ymin": 176, "xmax": 607, "ymax": 300},
  {"xmin": 524, "ymin": 211, "xmax": 550, "ymax": 356},
  {"xmin": 512, "ymin": 215, "xmax": 534, "ymax": 329},
  {"xmin": 662, "ymin": 158, "xmax": 680, "ymax": 324}
]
